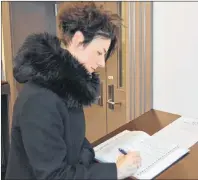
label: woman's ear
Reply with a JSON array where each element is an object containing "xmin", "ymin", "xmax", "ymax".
[{"xmin": 72, "ymin": 31, "xmax": 85, "ymax": 48}]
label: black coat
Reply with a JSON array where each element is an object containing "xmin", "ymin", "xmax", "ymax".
[{"xmin": 6, "ymin": 33, "xmax": 117, "ymax": 180}]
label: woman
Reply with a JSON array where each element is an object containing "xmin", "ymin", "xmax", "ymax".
[{"xmin": 6, "ymin": 2, "xmax": 141, "ymax": 180}]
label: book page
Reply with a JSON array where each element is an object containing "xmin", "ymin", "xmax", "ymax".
[
  {"xmin": 94, "ymin": 130, "xmax": 150, "ymax": 163},
  {"xmin": 94, "ymin": 129, "xmax": 189, "ymax": 180},
  {"xmin": 131, "ymin": 136, "xmax": 180, "ymax": 176},
  {"xmin": 135, "ymin": 147, "xmax": 189, "ymax": 179},
  {"xmin": 152, "ymin": 116, "xmax": 198, "ymax": 149}
]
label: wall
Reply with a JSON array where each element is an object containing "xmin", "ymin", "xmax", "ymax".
[{"xmin": 153, "ymin": 2, "xmax": 198, "ymax": 118}]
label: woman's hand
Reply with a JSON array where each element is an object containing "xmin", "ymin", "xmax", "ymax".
[{"xmin": 116, "ymin": 151, "xmax": 141, "ymax": 179}]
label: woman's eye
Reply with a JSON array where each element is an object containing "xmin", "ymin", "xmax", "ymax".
[{"xmin": 97, "ymin": 51, "xmax": 102, "ymax": 56}]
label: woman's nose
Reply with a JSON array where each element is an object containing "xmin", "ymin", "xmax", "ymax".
[{"xmin": 97, "ymin": 58, "xmax": 105, "ymax": 68}]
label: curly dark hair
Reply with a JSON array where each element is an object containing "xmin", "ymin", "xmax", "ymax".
[{"xmin": 57, "ymin": 2, "xmax": 122, "ymax": 60}]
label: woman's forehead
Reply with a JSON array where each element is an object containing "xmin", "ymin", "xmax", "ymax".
[{"xmin": 89, "ymin": 37, "xmax": 111, "ymax": 48}]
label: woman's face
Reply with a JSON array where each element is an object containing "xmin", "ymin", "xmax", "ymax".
[{"xmin": 67, "ymin": 31, "xmax": 111, "ymax": 73}]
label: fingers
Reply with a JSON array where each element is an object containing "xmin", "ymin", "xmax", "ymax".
[
  {"xmin": 134, "ymin": 158, "xmax": 141, "ymax": 168},
  {"xmin": 127, "ymin": 151, "xmax": 142, "ymax": 168},
  {"xmin": 128, "ymin": 151, "xmax": 140, "ymax": 157},
  {"xmin": 117, "ymin": 154, "xmax": 124, "ymax": 161},
  {"xmin": 132, "ymin": 158, "xmax": 141, "ymax": 168},
  {"xmin": 117, "ymin": 150, "xmax": 142, "ymax": 169},
  {"xmin": 116, "ymin": 151, "xmax": 142, "ymax": 179}
]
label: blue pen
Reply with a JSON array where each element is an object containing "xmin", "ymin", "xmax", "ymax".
[{"xmin": 118, "ymin": 148, "xmax": 128, "ymax": 155}]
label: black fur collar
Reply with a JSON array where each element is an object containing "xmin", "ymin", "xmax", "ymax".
[{"xmin": 13, "ymin": 33, "xmax": 100, "ymax": 108}]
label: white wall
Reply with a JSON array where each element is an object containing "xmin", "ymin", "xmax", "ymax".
[{"xmin": 153, "ymin": 2, "xmax": 198, "ymax": 118}]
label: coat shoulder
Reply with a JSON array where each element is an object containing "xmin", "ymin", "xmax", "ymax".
[
  {"xmin": 18, "ymin": 83, "xmax": 63, "ymax": 105},
  {"xmin": 13, "ymin": 83, "xmax": 67, "ymax": 121}
]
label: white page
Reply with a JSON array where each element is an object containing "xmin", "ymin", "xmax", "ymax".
[
  {"xmin": 131, "ymin": 136, "xmax": 182, "ymax": 177},
  {"xmin": 94, "ymin": 130, "xmax": 150, "ymax": 163},
  {"xmin": 152, "ymin": 116, "xmax": 198, "ymax": 149},
  {"xmin": 94, "ymin": 128, "xmax": 190, "ymax": 180},
  {"xmin": 135, "ymin": 147, "xmax": 189, "ymax": 179}
]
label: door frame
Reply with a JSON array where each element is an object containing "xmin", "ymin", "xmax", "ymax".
[
  {"xmin": 124, "ymin": 2, "xmax": 153, "ymax": 122},
  {"xmin": 2, "ymin": 2, "xmax": 17, "ymax": 132},
  {"xmin": 122, "ymin": 2, "xmax": 131, "ymax": 123}
]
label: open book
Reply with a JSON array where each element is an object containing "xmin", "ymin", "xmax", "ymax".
[{"xmin": 94, "ymin": 130, "xmax": 189, "ymax": 179}]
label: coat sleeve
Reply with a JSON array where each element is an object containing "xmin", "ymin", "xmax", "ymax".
[
  {"xmin": 79, "ymin": 138, "xmax": 95, "ymax": 167},
  {"xmin": 19, "ymin": 93, "xmax": 117, "ymax": 180},
  {"xmin": 83, "ymin": 137, "xmax": 95, "ymax": 154}
]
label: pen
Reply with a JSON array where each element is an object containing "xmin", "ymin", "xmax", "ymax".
[{"xmin": 118, "ymin": 148, "xmax": 128, "ymax": 155}]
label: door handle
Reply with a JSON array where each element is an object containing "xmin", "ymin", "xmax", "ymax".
[
  {"xmin": 95, "ymin": 82, "xmax": 103, "ymax": 106},
  {"xmin": 107, "ymin": 99, "xmax": 121, "ymax": 106},
  {"xmin": 108, "ymin": 84, "xmax": 121, "ymax": 110}
]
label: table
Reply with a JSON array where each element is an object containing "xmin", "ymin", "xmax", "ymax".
[{"xmin": 93, "ymin": 109, "xmax": 198, "ymax": 179}]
